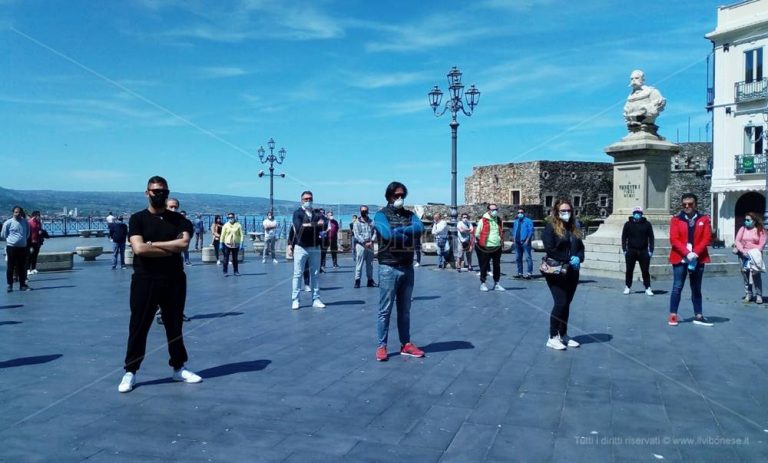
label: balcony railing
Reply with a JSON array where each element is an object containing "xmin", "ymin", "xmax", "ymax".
[
  {"xmin": 735, "ymin": 78, "xmax": 768, "ymax": 103},
  {"xmin": 735, "ymin": 153, "xmax": 767, "ymax": 175},
  {"xmin": 706, "ymin": 87, "xmax": 714, "ymax": 109}
]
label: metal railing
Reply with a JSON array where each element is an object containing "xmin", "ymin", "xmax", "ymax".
[
  {"xmin": 734, "ymin": 153, "xmax": 767, "ymax": 175},
  {"xmin": 706, "ymin": 87, "xmax": 714, "ymax": 108},
  {"xmin": 735, "ymin": 78, "xmax": 768, "ymax": 103}
]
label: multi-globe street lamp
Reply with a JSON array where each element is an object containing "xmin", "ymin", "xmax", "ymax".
[
  {"xmin": 257, "ymin": 138, "xmax": 287, "ymax": 214},
  {"xmin": 428, "ymin": 66, "xmax": 480, "ymax": 228}
]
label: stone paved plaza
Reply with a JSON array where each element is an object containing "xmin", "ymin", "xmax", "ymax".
[{"xmin": 1, "ymin": 246, "xmax": 767, "ymax": 462}]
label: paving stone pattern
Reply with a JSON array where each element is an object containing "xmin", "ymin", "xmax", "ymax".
[{"xmin": 1, "ymin": 254, "xmax": 767, "ymax": 462}]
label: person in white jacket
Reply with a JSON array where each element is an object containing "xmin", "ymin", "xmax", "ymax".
[{"xmin": 432, "ymin": 213, "xmax": 449, "ymax": 269}]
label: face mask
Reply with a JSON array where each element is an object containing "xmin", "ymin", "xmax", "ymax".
[
  {"xmin": 633, "ymin": 213, "xmax": 642, "ymax": 220},
  {"xmin": 303, "ymin": 201, "xmax": 312, "ymax": 209},
  {"xmin": 462, "ymin": 218, "xmax": 469, "ymax": 223},
  {"xmin": 228, "ymin": 217, "xmax": 235, "ymax": 223},
  {"xmin": 393, "ymin": 198, "xmax": 404, "ymax": 208},
  {"xmin": 360, "ymin": 211, "xmax": 368, "ymax": 217},
  {"xmin": 745, "ymin": 219, "xmax": 754, "ymax": 228},
  {"xmin": 517, "ymin": 213, "xmax": 524, "ymax": 219},
  {"xmin": 559, "ymin": 212, "xmax": 571, "ymax": 222},
  {"xmin": 150, "ymin": 195, "xmax": 168, "ymax": 208}
]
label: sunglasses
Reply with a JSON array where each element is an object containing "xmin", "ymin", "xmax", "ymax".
[
  {"xmin": 149, "ymin": 188, "xmax": 170, "ymax": 196},
  {"xmin": 393, "ymin": 193, "xmax": 405, "ymax": 199},
  {"xmin": 682, "ymin": 202, "xmax": 695, "ymax": 207}
]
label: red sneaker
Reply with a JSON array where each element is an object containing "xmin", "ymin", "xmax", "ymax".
[
  {"xmin": 668, "ymin": 313, "xmax": 679, "ymax": 326},
  {"xmin": 376, "ymin": 346, "xmax": 388, "ymax": 362},
  {"xmin": 400, "ymin": 342, "xmax": 425, "ymax": 358}
]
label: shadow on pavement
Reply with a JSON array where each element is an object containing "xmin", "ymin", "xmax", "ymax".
[
  {"xmin": 29, "ymin": 285, "xmax": 77, "ymax": 291},
  {"xmin": 413, "ymin": 295, "xmax": 441, "ymax": 301},
  {"xmin": 320, "ymin": 286, "xmax": 343, "ymax": 291},
  {"xmin": 0, "ymin": 321, "xmax": 22, "ymax": 326},
  {"xmin": 199, "ymin": 360, "xmax": 272, "ymax": 379},
  {"xmin": 0, "ymin": 354, "xmax": 62, "ymax": 369},
  {"xmin": 188, "ymin": 311, "xmax": 244, "ymax": 321},
  {"xmin": 0, "ymin": 305, "xmax": 24, "ymax": 310},
  {"xmin": 421, "ymin": 341, "xmax": 475, "ymax": 353},
  {"xmin": 682, "ymin": 316, "xmax": 730, "ymax": 324},
  {"xmin": 579, "ymin": 279, "xmax": 597, "ymax": 284},
  {"xmin": 330, "ymin": 300, "xmax": 365, "ymax": 306},
  {"xmin": 573, "ymin": 333, "xmax": 613, "ymax": 344},
  {"xmin": 231, "ymin": 273, "xmax": 266, "ymax": 277}
]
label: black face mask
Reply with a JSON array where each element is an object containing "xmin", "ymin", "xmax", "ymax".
[
  {"xmin": 360, "ymin": 211, "xmax": 368, "ymax": 217},
  {"xmin": 150, "ymin": 194, "xmax": 168, "ymax": 208}
]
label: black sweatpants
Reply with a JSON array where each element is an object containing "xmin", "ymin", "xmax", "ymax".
[
  {"xmin": 546, "ymin": 270, "xmax": 579, "ymax": 338},
  {"xmin": 475, "ymin": 245, "xmax": 502, "ymax": 284},
  {"xmin": 222, "ymin": 246, "xmax": 239, "ymax": 273},
  {"xmin": 124, "ymin": 274, "xmax": 188, "ymax": 373},
  {"xmin": 6, "ymin": 246, "xmax": 27, "ymax": 287},
  {"xmin": 625, "ymin": 248, "xmax": 651, "ymax": 289},
  {"xmin": 27, "ymin": 242, "xmax": 41, "ymax": 271}
]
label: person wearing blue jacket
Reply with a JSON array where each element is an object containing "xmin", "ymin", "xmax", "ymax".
[
  {"xmin": 512, "ymin": 208, "xmax": 535, "ymax": 279},
  {"xmin": 373, "ymin": 181, "xmax": 425, "ymax": 362}
]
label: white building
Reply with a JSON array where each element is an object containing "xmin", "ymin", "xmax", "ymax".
[{"xmin": 707, "ymin": 0, "xmax": 768, "ymax": 244}]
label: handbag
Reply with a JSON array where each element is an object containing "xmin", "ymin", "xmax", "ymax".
[{"xmin": 539, "ymin": 257, "xmax": 568, "ymax": 276}]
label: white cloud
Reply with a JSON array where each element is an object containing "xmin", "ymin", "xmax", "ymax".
[
  {"xmin": 348, "ymin": 71, "xmax": 429, "ymax": 89},
  {"xmin": 195, "ymin": 66, "xmax": 249, "ymax": 78}
]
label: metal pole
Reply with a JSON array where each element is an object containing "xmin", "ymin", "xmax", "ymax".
[
  {"xmin": 269, "ymin": 164, "xmax": 275, "ymax": 213},
  {"xmin": 450, "ymin": 118, "xmax": 459, "ymax": 226}
]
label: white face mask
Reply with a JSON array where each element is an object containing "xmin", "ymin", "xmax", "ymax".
[
  {"xmin": 489, "ymin": 210, "xmax": 498, "ymax": 217},
  {"xmin": 559, "ymin": 212, "xmax": 571, "ymax": 222},
  {"xmin": 302, "ymin": 201, "xmax": 312, "ymax": 209},
  {"xmin": 393, "ymin": 198, "xmax": 404, "ymax": 208}
]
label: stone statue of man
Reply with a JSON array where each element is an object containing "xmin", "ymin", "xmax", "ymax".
[{"xmin": 623, "ymin": 70, "xmax": 666, "ymax": 133}]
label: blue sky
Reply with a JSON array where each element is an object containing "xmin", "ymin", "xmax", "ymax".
[{"xmin": 1, "ymin": 0, "xmax": 724, "ymax": 206}]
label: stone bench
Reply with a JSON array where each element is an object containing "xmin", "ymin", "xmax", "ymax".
[
  {"xmin": 36, "ymin": 252, "xmax": 75, "ymax": 271},
  {"xmin": 75, "ymin": 246, "xmax": 103, "ymax": 261},
  {"xmin": 531, "ymin": 240, "xmax": 545, "ymax": 252},
  {"xmin": 202, "ymin": 246, "xmax": 244, "ymax": 263}
]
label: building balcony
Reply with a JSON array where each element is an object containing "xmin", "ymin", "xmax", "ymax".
[
  {"xmin": 735, "ymin": 78, "xmax": 768, "ymax": 103},
  {"xmin": 706, "ymin": 87, "xmax": 714, "ymax": 109},
  {"xmin": 735, "ymin": 153, "xmax": 767, "ymax": 176}
]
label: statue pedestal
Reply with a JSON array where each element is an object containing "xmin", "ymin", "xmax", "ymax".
[{"xmin": 580, "ymin": 137, "xmax": 678, "ymax": 279}]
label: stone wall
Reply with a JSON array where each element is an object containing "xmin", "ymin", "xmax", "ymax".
[
  {"xmin": 464, "ymin": 160, "xmax": 612, "ymax": 220},
  {"xmin": 669, "ymin": 142, "xmax": 712, "ymax": 215}
]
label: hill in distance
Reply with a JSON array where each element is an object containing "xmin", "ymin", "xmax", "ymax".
[{"xmin": 0, "ymin": 187, "xmax": 364, "ymax": 217}]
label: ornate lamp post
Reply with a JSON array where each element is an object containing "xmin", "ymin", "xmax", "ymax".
[
  {"xmin": 257, "ymin": 138, "xmax": 287, "ymax": 214},
  {"xmin": 428, "ymin": 66, "xmax": 480, "ymax": 227}
]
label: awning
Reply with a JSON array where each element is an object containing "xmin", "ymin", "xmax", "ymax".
[{"xmin": 710, "ymin": 182, "xmax": 766, "ymax": 193}]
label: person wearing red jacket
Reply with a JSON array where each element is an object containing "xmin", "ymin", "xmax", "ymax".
[{"xmin": 668, "ymin": 193, "xmax": 713, "ymax": 327}]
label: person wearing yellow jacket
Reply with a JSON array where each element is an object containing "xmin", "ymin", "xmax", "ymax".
[{"xmin": 220, "ymin": 212, "xmax": 244, "ymax": 276}]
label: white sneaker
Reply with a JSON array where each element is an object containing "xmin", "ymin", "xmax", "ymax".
[
  {"xmin": 414, "ymin": 262, "xmax": 420, "ymax": 267},
  {"xmin": 118, "ymin": 372, "xmax": 135, "ymax": 393},
  {"xmin": 291, "ymin": 300, "xmax": 300, "ymax": 310},
  {"xmin": 27, "ymin": 270, "xmax": 32, "ymax": 276},
  {"xmin": 273, "ymin": 259, "xmax": 278, "ymax": 264},
  {"xmin": 562, "ymin": 336, "xmax": 580, "ymax": 348},
  {"xmin": 645, "ymin": 288, "xmax": 654, "ymax": 296},
  {"xmin": 312, "ymin": 299, "xmax": 326, "ymax": 309},
  {"xmin": 304, "ymin": 285, "xmax": 311, "ymax": 292},
  {"xmin": 32, "ymin": 269, "xmax": 38, "ymax": 275},
  {"xmin": 546, "ymin": 336, "xmax": 567, "ymax": 350},
  {"xmin": 623, "ymin": 287, "xmax": 631, "ymax": 295},
  {"xmin": 480, "ymin": 283, "xmax": 489, "ymax": 292},
  {"xmin": 216, "ymin": 260, "xmax": 221, "ymax": 265},
  {"xmin": 262, "ymin": 258, "xmax": 266, "ymax": 263},
  {"xmin": 172, "ymin": 367, "xmax": 202, "ymax": 384},
  {"xmin": 494, "ymin": 283, "xmax": 506, "ymax": 291}
]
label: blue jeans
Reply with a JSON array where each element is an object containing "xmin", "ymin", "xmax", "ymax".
[
  {"xmin": 670, "ymin": 263, "xmax": 704, "ymax": 315},
  {"xmin": 515, "ymin": 241, "xmax": 533, "ymax": 275},
  {"xmin": 112, "ymin": 242, "xmax": 126, "ymax": 267},
  {"xmin": 292, "ymin": 245, "xmax": 321, "ymax": 301},
  {"xmin": 436, "ymin": 237, "xmax": 449, "ymax": 266},
  {"xmin": 377, "ymin": 264, "xmax": 414, "ymax": 347}
]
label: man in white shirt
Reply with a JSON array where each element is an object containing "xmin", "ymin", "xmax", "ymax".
[{"xmin": 262, "ymin": 211, "xmax": 278, "ymax": 263}]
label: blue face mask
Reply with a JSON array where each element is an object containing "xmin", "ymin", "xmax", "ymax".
[
  {"xmin": 517, "ymin": 213, "xmax": 524, "ymax": 219},
  {"xmin": 633, "ymin": 213, "xmax": 642, "ymax": 220},
  {"xmin": 745, "ymin": 219, "xmax": 754, "ymax": 228}
]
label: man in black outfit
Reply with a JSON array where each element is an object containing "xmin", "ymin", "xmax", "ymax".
[
  {"xmin": 118, "ymin": 176, "xmax": 202, "ymax": 393},
  {"xmin": 621, "ymin": 206, "xmax": 655, "ymax": 296}
]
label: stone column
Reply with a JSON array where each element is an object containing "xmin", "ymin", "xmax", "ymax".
[{"xmin": 579, "ymin": 136, "xmax": 679, "ymax": 279}]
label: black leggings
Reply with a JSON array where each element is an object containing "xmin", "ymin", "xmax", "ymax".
[
  {"xmin": 475, "ymin": 246, "xmax": 501, "ymax": 283},
  {"xmin": 27, "ymin": 243, "xmax": 41, "ymax": 270},
  {"xmin": 212, "ymin": 239, "xmax": 220, "ymax": 260},
  {"xmin": 625, "ymin": 248, "xmax": 651, "ymax": 288},
  {"xmin": 6, "ymin": 246, "xmax": 27, "ymax": 287},
  {"xmin": 124, "ymin": 274, "xmax": 188, "ymax": 372},
  {"xmin": 546, "ymin": 271, "xmax": 579, "ymax": 338},
  {"xmin": 222, "ymin": 246, "xmax": 239, "ymax": 273}
]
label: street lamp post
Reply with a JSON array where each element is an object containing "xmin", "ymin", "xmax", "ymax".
[
  {"xmin": 428, "ymin": 66, "xmax": 480, "ymax": 228},
  {"xmin": 257, "ymin": 138, "xmax": 287, "ymax": 214}
]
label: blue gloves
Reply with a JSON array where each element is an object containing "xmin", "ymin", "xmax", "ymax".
[
  {"xmin": 569, "ymin": 256, "xmax": 580, "ymax": 270},
  {"xmin": 392, "ymin": 226, "xmax": 405, "ymax": 235},
  {"xmin": 648, "ymin": 251, "xmax": 653, "ymax": 258}
]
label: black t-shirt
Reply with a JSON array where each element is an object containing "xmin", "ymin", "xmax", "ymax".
[{"xmin": 129, "ymin": 209, "xmax": 189, "ymax": 276}]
